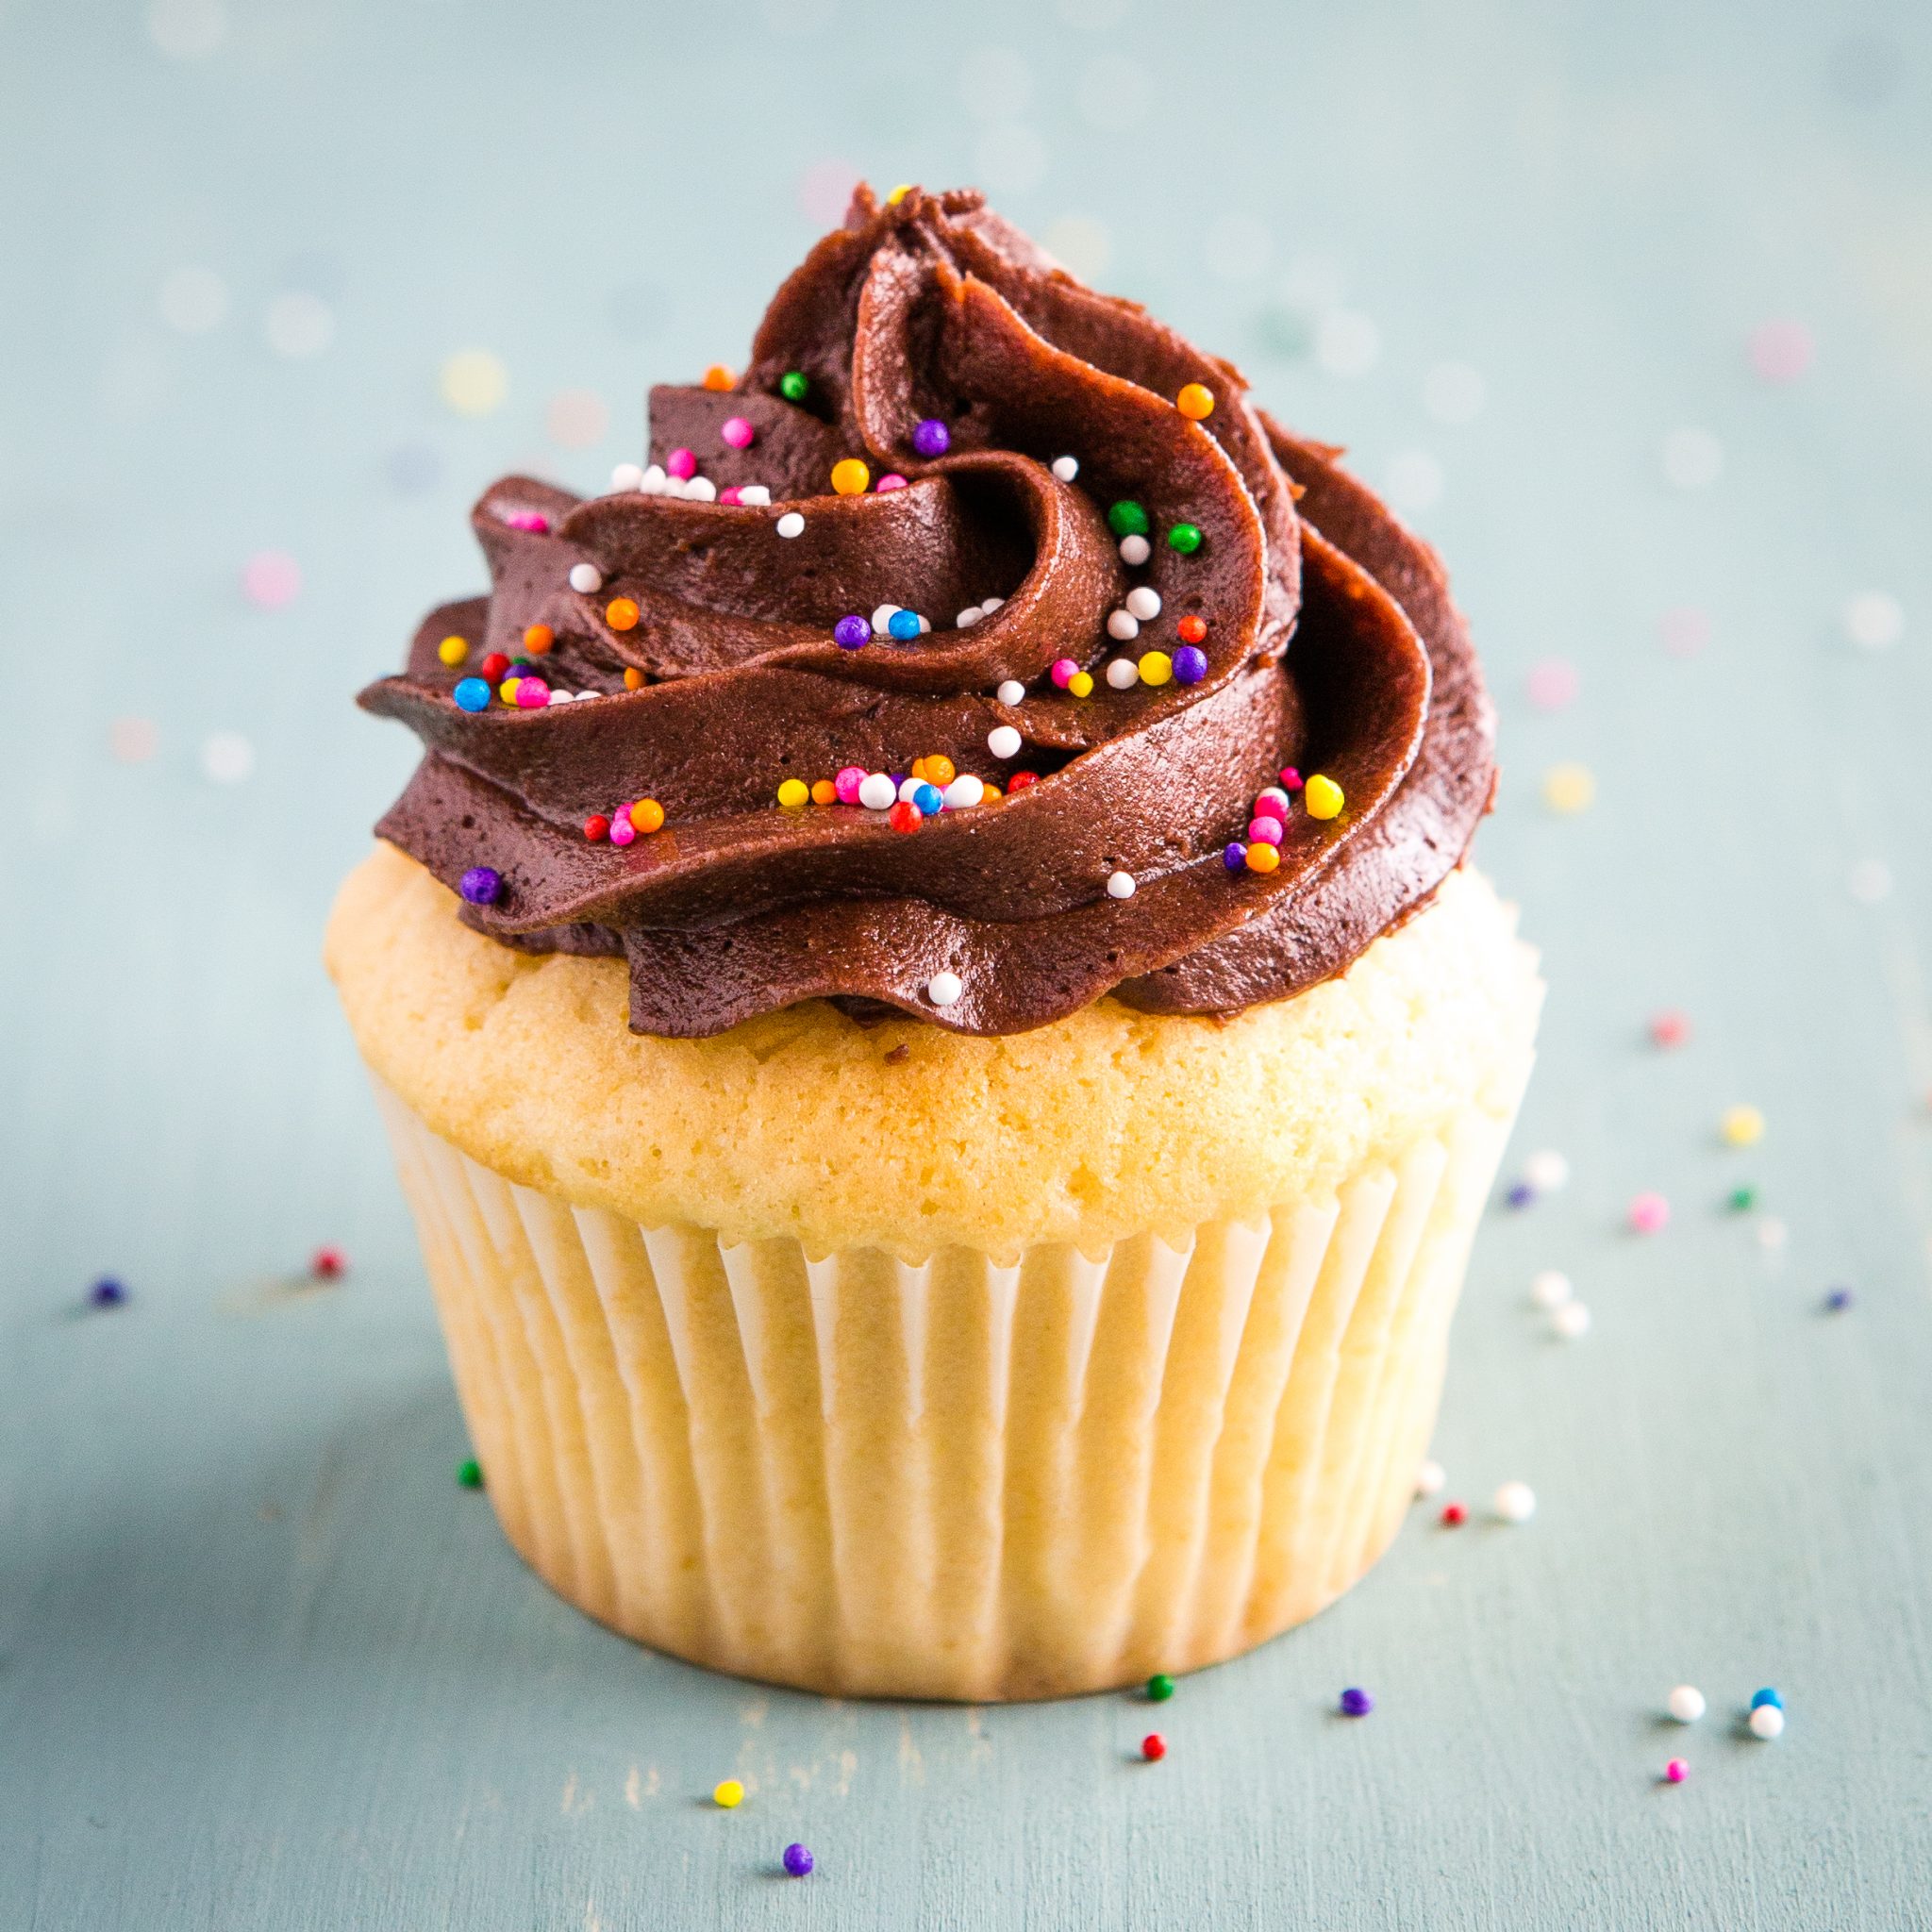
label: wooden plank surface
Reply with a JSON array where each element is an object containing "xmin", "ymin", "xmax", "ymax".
[{"xmin": 5, "ymin": 2, "xmax": 1931, "ymax": 1924}]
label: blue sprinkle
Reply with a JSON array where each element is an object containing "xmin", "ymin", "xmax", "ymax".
[
  {"xmin": 1751, "ymin": 1688, "xmax": 1782, "ymax": 1711},
  {"xmin": 1506, "ymin": 1183, "xmax": 1536, "ymax": 1209},
  {"xmin": 888, "ymin": 608, "xmax": 924, "ymax": 641},
  {"xmin": 454, "ymin": 677, "xmax": 491, "ymax": 711},
  {"xmin": 89, "ymin": 1277, "xmax": 128, "ymax": 1308},
  {"xmin": 912, "ymin": 781, "xmax": 943, "ymax": 816}
]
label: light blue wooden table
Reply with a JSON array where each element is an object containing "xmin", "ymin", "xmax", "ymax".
[{"xmin": 6, "ymin": 2, "xmax": 1931, "ymax": 1924}]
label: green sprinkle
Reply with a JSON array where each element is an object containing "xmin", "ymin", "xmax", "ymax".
[
  {"xmin": 1147, "ymin": 1673, "xmax": 1175, "ymax": 1703},
  {"xmin": 1108, "ymin": 499, "xmax": 1150, "ymax": 538},
  {"xmin": 458, "ymin": 1457, "xmax": 484, "ymax": 1490},
  {"xmin": 1167, "ymin": 522, "xmax": 1204, "ymax": 554},
  {"xmin": 1728, "ymin": 1185, "xmax": 1758, "ymax": 1212},
  {"xmin": 779, "ymin": 370, "xmax": 808, "ymax": 403}
]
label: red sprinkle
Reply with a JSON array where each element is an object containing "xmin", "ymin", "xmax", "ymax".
[
  {"xmin": 1176, "ymin": 614, "xmax": 1208, "ymax": 644},
  {"xmin": 1008, "ymin": 771, "xmax": 1039, "ymax": 792},
  {"xmin": 310, "ymin": 1246, "xmax": 347, "ymax": 1281},
  {"xmin": 1141, "ymin": 1733, "xmax": 1167, "ymax": 1762},
  {"xmin": 888, "ymin": 800, "xmax": 921, "ymax": 833},
  {"xmin": 480, "ymin": 652, "xmax": 510, "ymax": 681},
  {"xmin": 584, "ymin": 814, "xmax": 611, "ymax": 841},
  {"xmin": 1440, "ymin": 1500, "xmax": 1467, "ymax": 1526},
  {"xmin": 1279, "ymin": 766, "xmax": 1303, "ymax": 791}
]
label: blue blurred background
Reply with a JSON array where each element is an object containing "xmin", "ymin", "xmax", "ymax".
[{"xmin": 5, "ymin": 3, "xmax": 1931, "ymax": 1926}]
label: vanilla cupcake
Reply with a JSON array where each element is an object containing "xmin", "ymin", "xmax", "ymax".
[{"xmin": 327, "ymin": 185, "xmax": 1540, "ymax": 1701}]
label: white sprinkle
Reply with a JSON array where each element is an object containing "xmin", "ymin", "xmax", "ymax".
[
  {"xmin": 1843, "ymin": 591, "xmax": 1905, "ymax": 650},
  {"xmin": 1107, "ymin": 609, "xmax": 1140, "ymax": 641},
  {"xmin": 1118, "ymin": 533, "xmax": 1151, "ymax": 566},
  {"xmin": 684, "ymin": 476, "xmax": 717, "ymax": 502},
  {"xmin": 996, "ymin": 679, "xmax": 1025, "ymax": 705},
  {"xmin": 958, "ymin": 608, "xmax": 984, "ymax": 628},
  {"xmin": 575, "ymin": 691, "xmax": 599, "ymax": 702},
  {"xmin": 987, "ymin": 724, "xmax": 1023, "ymax": 759},
  {"xmin": 1106, "ymin": 870, "xmax": 1137, "ymax": 899},
  {"xmin": 898, "ymin": 776, "xmax": 925, "ymax": 805},
  {"xmin": 641, "ymin": 464, "xmax": 668, "ymax": 493},
  {"xmin": 1124, "ymin": 586, "xmax": 1162, "ymax": 621},
  {"xmin": 1551, "ymin": 1301, "xmax": 1591, "ymax": 1340},
  {"xmin": 1256, "ymin": 787, "xmax": 1291, "ymax": 815},
  {"xmin": 1748, "ymin": 1706, "xmax": 1785, "ymax": 1740},
  {"xmin": 1051, "ymin": 455, "xmax": 1079, "ymax": 482},
  {"xmin": 738, "ymin": 485, "xmax": 772, "ymax": 507},
  {"xmin": 1529, "ymin": 1270, "xmax": 1573, "ymax": 1309},
  {"xmin": 660, "ymin": 475, "xmax": 688, "ymax": 499},
  {"xmin": 200, "ymin": 730, "xmax": 255, "ymax": 785},
  {"xmin": 1757, "ymin": 1215, "xmax": 1790, "ymax": 1252},
  {"xmin": 917, "ymin": 614, "xmax": 931, "ymax": 634},
  {"xmin": 610, "ymin": 462, "xmax": 645, "ymax": 492},
  {"xmin": 1105, "ymin": 658, "xmax": 1140, "ymax": 690},
  {"xmin": 980, "ymin": 596, "xmax": 1004, "ymax": 614},
  {"xmin": 775, "ymin": 511, "xmax": 806, "ymax": 538},
  {"xmin": 926, "ymin": 971, "xmax": 964, "ymax": 1008},
  {"xmin": 858, "ymin": 773, "xmax": 896, "ymax": 810},
  {"xmin": 1492, "ymin": 1480, "xmax": 1536, "ymax": 1524},
  {"xmin": 1415, "ymin": 1458, "xmax": 1446, "ymax": 1500},
  {"xmin": 1667, "ymin": 1686, "xmax": 1707, "ymax": 1724},
  {"xmin": 872, "ymin": 604, "xmax": 901, "ymax": 636},
  {"xmin": 943, "ymin": 774, "xmax": 985, "ymax": 808},
  {"xmin": 568, "ymin": 563, "xmax": 603, "ymax": 593},
  {"xmin": 1524, "ymin": 1149, "xmax": 1570, "ymax": 1193}
]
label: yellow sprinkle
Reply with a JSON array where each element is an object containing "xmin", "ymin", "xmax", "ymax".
[
  {"xmin": 1722, "ymin": 1104, "xmax": 1765, "ymax": 1148},
  {"xmin": 1068, "ymin": 671, "xmax": 1094, "ymax": 697},
  {"xmin": 1176, "ymin": 382, "xmax": 1215, "ymax": 421},
  {"xmin": 830, "ymin": 458, "xmax": 871, "ymax": 495},
  {"xmin": 1542, "ymin": 762, "xmax": 1595, "ymax": 814},
  {"xmin": 712, "ymin": 1778, "xmax": 744, "ymax": 1809},
  {"xmin": 437, "ymin": 635, "xmax": 468, "ymax": 666},
  {"xmin": 887, "ymin": 183, "xmax": 913, "ymax": 205},
  {"xmin": 1138, "ymin": 651, "xmax": 1174, "ymax": 687},
  {"xmin": 1305, "ymin": 773, "xmax": 1345, "ymax": 820},
  {"xmin": 629, "ymin": 798, "xmax": 664, "ymax": 834},
  {"xmin": 498, "ymin": 677, "xmax": 521, "ymax": 704},
  {"xmin": 440, "ymin": 347, "xmax": 508, "ymax": 418},
  {"xmin": 776, "ymin": 778, "xmax": 809, "ymax": 809},
  {"xmin": 811, "ymin": 779, "xmax": 838, "ymax": 806}
]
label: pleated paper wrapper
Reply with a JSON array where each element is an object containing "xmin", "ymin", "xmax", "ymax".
[{"xmin": 375, "ymin": 1075, "xmax": 1524, "ymax": 1702}]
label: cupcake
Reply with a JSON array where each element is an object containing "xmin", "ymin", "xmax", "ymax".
[{"xmin": 327, "ymin": 186, "xmax": 1540, "ymax": 1701}]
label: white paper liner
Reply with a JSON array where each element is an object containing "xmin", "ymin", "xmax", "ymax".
[{"xmin": 375, "ymin": 1076, "xmax": 1522, "ymax": 1701}]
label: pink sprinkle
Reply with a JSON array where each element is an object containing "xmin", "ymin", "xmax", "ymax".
[
  {"xmin": 874, "ymin": 473, "xmax": 908, "ymax": 492},
  {"xmin": 504, "ymin": 509, "xmax": 552, "ymax": 534},
  {"xmin": 513, "ymin": 679, "xmax": 550, "ymax": 710},
  {"xmin": 1628, "ymin": 1191, "xmax": 1671, "ymax": 1235},
  {"xmin": 1050, "ymin": 658, "xmax": 1079, "ymax": 689},
  {"xmin": 1658, "ymin": 607, "xmax": 1711, "ymax": 658},
  {"xmin": 1248, "ymin": 815, "xmax": 1285, "ymax": 846},
  {"xmin": 721, "ymin": 416, "xmax": 755, "ymax": 449},
  {"xmin": 609, "ymin": 813, "xmax": 636, "ymax": 847},
  {"xmin": 1664, "ymin": 1759, "xmax": 1688, "ymax": 1784},
  {"xmin": 1649, "ymin": 1008, "xmax": 1690, "ymax": 1048},
  {"xmin": 1748, "ymin": 319, "xmax": 1814, "ymax": 385},
  {"xmin": 718, "ymin": 486, "xmax": 743, "ymax": 507},
  {"xmin": 666, "ymin": 448, "xmax": 697, "ymax": 481},
  {"xmin": 242, "ymin": 550, "xmax": 301, "ymax": 608},
  {"xmin": 834, "ymin": 765, "xmax": 867, "ymax": 805},
  {"xmin": 1526, "ymin": 658, "xmax": 1579, "ymax": 712},
  {"xmin": 1278, "ymin": 766, "xmax": 1303, "ymax": 791}
]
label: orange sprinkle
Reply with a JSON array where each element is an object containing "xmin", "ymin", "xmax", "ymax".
[
  {"xmin": 702, "ymin": 364, "xmax": 736, "ymax": 391},
  {"xmin": 909, "ymin": 756, "xmax": 930, "ymax": 782},
  {"xmin": 923, "ymin": 753, "xmax": 956, "ymax": 786},
  {"xmin": 1244, "ymin": 841, "xmax": 1280, "ymax": 874},
  {"xmin": 629, "ymin": 798, "xmax": 665, "ymax": 834},
  {"xmin": 606, "ymin": 597, "xmax": 641, "ymax": 631},
  {"xmin": 811, "ymin": 779, "xmax": 838, "ymax": 806},
  {"xmin": 982, "ymin": 783, "xmax": 1003, "ymax": 802},
  {"xmin": 1176, "ymin": 382, "xmax": 1215, "ymax": 421},
  {"xmin": 830, "ymin": 458, "xmax": 871, "ymax": 496},
  {"xmin": 523, "ymin": 623, "xmax": 555, "ymax": 655},
  {"xmin": 1176, "ymin": 615, "xmax": 1208, "ymax": 644},
  {"xmin": 623, "ymin": 667, "xmax": 644, "ymax": 691}
]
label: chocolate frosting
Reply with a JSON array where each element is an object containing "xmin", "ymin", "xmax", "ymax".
[{"xmin": 362, "ymin": 187, "xmax": 1494, "ymax": 1038}]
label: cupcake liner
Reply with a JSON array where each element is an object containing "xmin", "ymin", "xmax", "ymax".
[{"xmin": 375, "ymin": 1072, "xmax": 1523, "ymax": 1702}]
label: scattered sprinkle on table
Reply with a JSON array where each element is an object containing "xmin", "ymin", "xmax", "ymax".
[
  {"xmin": 1551, "ymin": 1301, "xmax": 1591, "ymax": 1339},
  {"xmin": 458, "ymin": 1458, "xmax": 483, "ymax": 1490},
  {"xmin": 1524, "ymin": 1149, "xmax": 1570, "ymax": 1192},
  {"xmin": 1339, "ymin": 1687, "xmax": 1374, "ymax": 1717},
  {"xmin": 1141, "ymin": 1733, "xmax": 1167, "ymax": 1762},
  {"xmin": 1824, "ymin": 1287, "xmax": 1853, "ymax": 1312},
  {"xmin": 1721, "ymin": 1105, "xmax": 1765, "ymax": 1147},
  {"xmin": 1146, "ymin": 1674, "xmax": 1174, "ymax": 1703},
  {"xmin": 1842, "ymin": 590, "xmax": 1905, "ymax": 651},
  {"xmin": 1748, "ymin": 1689, "xmax": 1785, "ymax": 1739},
  {"xmin": 1542, "ymin": 762, "xmax": 1595, "ymax": 813},
  {"xmin": 1728, "ymin": 1185, "xmax": 1757, "ymax": 1211},
  {"xmin": 1649, "ymin": 1008, "xmax": 1691, "ymax": 1048},
  {"xmin": 782, "ymin": 1843, "xmax": 814, "ymax": 1878},
  {"xmin": 1628, "ymin": 1191, "xmax": 1670, "ymax": 1234},
  {"xmin": 309, "ymin": 1246, "xmax": 347, "ymax": 1281},
  {"xmin": 1530, "ymin": 1270, "xmax": 1573, "ymax": 1309},
  {"xmin": 1493, "ymin": 1480, "xmax": 1536, "ymax": 1524},
  {"xmin": 89, "ymin": 1276, "xmax": 128, "ymax": 1308},
  {"xmin": 1664, "ymin": 1757, "xmax": 1689, "ymax": 1784},
  {"xmin": 1668, "ymin": 1685, "xmax": 1707, "ymax": 1724},
  {"xmin": 1415, "ymin": 1458, "xmax": 1446, "ymax": 1498},
  {"xmin": 1441, "ymin": 1500, "xmax": 1467, "ymax": 1526},
  {"xmin": 712, "ymin": 1779, "xmax": 744, "ymax": 1808}
]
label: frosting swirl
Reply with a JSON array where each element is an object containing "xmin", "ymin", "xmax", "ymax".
[{"xmin": 362, "ymin": 187, "xmax": 1494, "ymax": 1037}]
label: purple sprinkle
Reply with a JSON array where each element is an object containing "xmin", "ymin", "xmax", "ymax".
[
  {"xmin": 833, "ymin": 614, "xmax": 871, "ymax": 649},
  {"xmin": 1825, "ymin": 1287, "xmax": 1853, "ymax": 1311},
  {"xmin": 782, "ymin": 1843, "xmax": 814, "ymax": 1878},
  {"xmin": 1174, "ymin": 644, "xmax": 1209, "ymax": 684},
  {"xmin": 1224, "ymin": 842, "xmax": 1248, "ymax": 872},
  {"xmin": 89, "ymin": 1277, "xmax": 128, "ymax": 1308},
  {"xmin": 1506, "ymin": 1182, "xmax": 1536, "ymax": 1209},
  {"xmin": 1340, "ymin": 1686, "xmax": 1374, "ymax": 1717},
  {"xmin": 459, "ymin": 866, "xmax": 503, "ymax": 907},
  {"xmin": 911, "ymin": 417, "xmax": 950, "ymax": 458}
]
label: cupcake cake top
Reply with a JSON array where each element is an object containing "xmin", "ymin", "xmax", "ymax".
[{"xmin": 362, "ymin": 185, "xmax": 1494, "ymax": 1038}]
